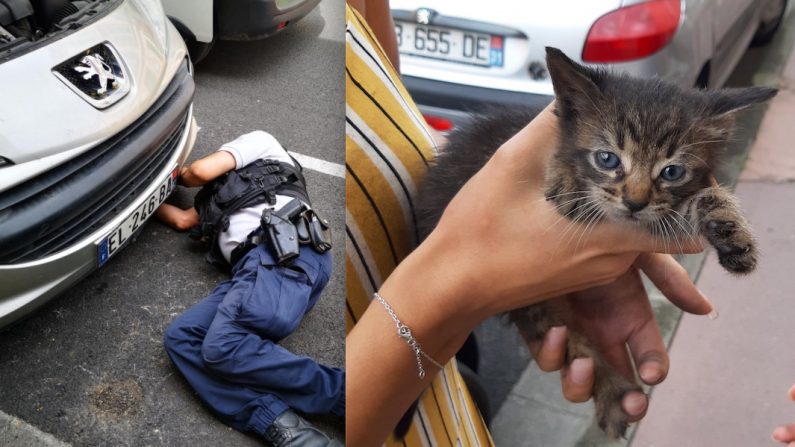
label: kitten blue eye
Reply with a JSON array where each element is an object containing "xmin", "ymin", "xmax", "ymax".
[
  {"xmin": 595, "ymin": 151, "xmax": 620, "ymax": 169},
  {"xmin": 661, "ymin": 165, "xmax": 685, "ymax": 181}
]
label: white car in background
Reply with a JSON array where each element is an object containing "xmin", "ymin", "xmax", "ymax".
[
  {"xmin": 390, "ymin": 0, "xmax": 788, "ymax": 129},
  {"xmin": 0, "ymin": 0, "xmax": 197, "ymax": 328},
  {"xmin": 162, "ymin": 0, "xmax": 321, "ymax": 63}
]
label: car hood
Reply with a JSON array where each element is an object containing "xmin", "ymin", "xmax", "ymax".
[{"xmin": 0, "ymin": 0, "xmax": 188, "ymax": 191}]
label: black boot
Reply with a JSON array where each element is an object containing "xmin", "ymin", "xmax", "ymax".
[{"xmin": 262, "ymin": 410, "xmax": 342, "ymax": 446}]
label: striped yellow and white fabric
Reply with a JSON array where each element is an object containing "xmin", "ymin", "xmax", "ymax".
[{"xmin": 345, "ymin": 6, "xmax": 494, "ymax": 446}]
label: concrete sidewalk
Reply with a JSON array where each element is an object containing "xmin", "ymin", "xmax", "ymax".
[{"xmin": 631, "ymin": 33, "xmax": 795, "ymax": 447}]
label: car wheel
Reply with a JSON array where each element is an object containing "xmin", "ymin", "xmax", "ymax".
[
  {"xmin": 752, "ymin": 0, "xmax": 788, "ymax": 46},
  {"xmin": 695, "ymin": 62, "xmax": 710, "ymax": 89},
  {"xmin": 187, "ymin": 38, "xmax": 216, "ymax": 64}
]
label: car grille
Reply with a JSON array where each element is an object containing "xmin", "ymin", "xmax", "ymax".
[{"xmin": 0, "ymin": 61, "xmax": 194, "ymax": 264}]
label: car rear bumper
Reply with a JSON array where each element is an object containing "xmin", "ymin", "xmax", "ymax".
[
  {"xmin": 0, "ymin": 62, "xmax": 196, "ymax": 329},
  {"xmin": 217, "ymin": 0, "xmax": 321, "ymax": 40},
  {"xmin": 403, "ymin": 74, "xmax": 553, "ymax": 125}
]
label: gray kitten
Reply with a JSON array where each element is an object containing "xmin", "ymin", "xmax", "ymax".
[{"xmin": 415, "ymin": 47, "xmax": 775, "ymax": 438}]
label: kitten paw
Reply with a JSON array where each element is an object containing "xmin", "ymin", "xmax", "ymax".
[
  {"xmin": 717, "ymin": 245, "xmax": 757, "ymax": 274},
  {"xmin": 593, "ymin": 370, "xmax": 642, "ymax": 439},
  {"xmin": 705, "ymin": 220, "xmax": 757, "ymax": 274}
]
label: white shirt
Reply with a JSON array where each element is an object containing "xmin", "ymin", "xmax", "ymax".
[{"xmin": 215, "ymin": 131, "xmax": 303, "ymax": 262}]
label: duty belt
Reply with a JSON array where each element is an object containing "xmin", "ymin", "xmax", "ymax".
[{"xmin": 229, "ymin": 198, "xmax": 332, "ymax": 267}]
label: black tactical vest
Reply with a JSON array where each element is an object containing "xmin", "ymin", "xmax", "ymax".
[{"xmin": 190, "ymin": 158, "xmax": 310, "ymax": 269}]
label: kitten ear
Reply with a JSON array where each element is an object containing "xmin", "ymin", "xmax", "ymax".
[
  {"xmin": 708, "ymin": 86, "xmax": 778, "ymax": 116},
  {"xmin": 545, "ymin": 47, "xmax": 603, "ymax": 106}
]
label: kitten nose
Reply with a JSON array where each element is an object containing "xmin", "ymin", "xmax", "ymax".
[{"xmin": 622, "ymin": 198, "xmax": 648, "ymax": 213}]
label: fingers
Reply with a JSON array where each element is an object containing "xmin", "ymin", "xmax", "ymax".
[
  {"xmin": 528, "ymin": 326, "xmax": 568, "ymax": 372},
  {"xmin": 773, "ymin": 424, "xmax": 795, "ymax": 443},
  {"xmin": 626, "ymin": 310, "xmax": 670, "ymax": 385},
  {"xmin": 622, "ymin": 391, "xmax": 649, "ymax": 421},
  {"xmin": 772, "ymin": 386, "xmax": 795, "ymax": 444},
  {"xmin": 560, "ymin": 358, "xmax": 594, "ymax": 403},
  {"xmin": 635, "ymin": 253, "xmax": 714, "ymax": 316},
  {"xmin": 596, "ymin": 341, "xmax": 637, "ymax": 383}
]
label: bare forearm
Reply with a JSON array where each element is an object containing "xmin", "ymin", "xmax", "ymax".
[
  {"xmin": 346, "ymin": 233, "xmax": 484, "ymax": 445},
  {"xmin": 347, "ymin": 0, "xmax": 401, "ymax": 71},
  {"xmin": 180, "ymin": 151, "xmax": 237, "ymax": 187},
  {"xmin": 154, "ymin": 203, "xmax": 199, "ymax": 231}
]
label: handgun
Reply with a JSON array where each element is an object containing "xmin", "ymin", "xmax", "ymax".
[{"xmin": 261, "ymin": 198, "xmax": 305, "ymax": 265}]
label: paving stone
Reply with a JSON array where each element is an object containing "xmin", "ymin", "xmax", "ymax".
[
  {"xmin": 0, "ymin": 411, "xmax": 69, "ymax": 447},
  {"xmin": 491, "ymin": 393, "xmax": 590, "ymax": 447},
  {"xmin": 740, "ymin": 89, "xmax": 795, "ymax": 182},
  {"xmin": 632, "ymin": 182, "xmax": 795, "ymax": 447},
  {"xmin": 509, "ymin": 363, "xmax": 595, "ymax": 418}
]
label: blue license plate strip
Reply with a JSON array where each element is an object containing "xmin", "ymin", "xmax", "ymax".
[{"xmin": 97, "ymin": 166, "xmax": 178, "ymax": 267}]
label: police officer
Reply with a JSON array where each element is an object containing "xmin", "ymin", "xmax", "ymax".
[{"xmin": 157, "ymin": 131, "xmax": 344, "ymax": 446}]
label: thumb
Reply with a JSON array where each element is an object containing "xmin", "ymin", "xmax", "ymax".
[{"xmin": 634, "ymin": 253, "xmax": 714, "ymax": 316}]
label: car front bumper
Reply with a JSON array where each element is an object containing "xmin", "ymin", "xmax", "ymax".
[
  {"xmin": 0, "ymin": 63, "xmax": 196, "ymax": 329},
  {"xmin": 216, "ymin": 0, "xmax": 321, "ymax": 40}
]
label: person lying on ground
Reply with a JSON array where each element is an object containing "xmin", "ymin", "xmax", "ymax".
[{"xmin": 156, "ymin": 131, "xmax": 344, "ymax": 447}]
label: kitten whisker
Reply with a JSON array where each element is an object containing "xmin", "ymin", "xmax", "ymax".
[
  {"xmin": 576, "ymin": 206, "xmax": 606, "ymax": 252},
  {"xmin": 668, "ymin": 208, "xmax": 701, "ymax": 247},
  {"xmin": 663, "ymin": 214, "xmax": 685, "ymax": 256},
  {"xmin": 557, "ymin": 202, "xmax": 599, "ymax": 246},
  {"xmin": 680, "ymin": 152, "xmax": 709, "ymax": 168},
  {"xmin": 543, "ymin": 197, "xmax": 600, "ymax": 234},
  {"xmin": 570, "ymin": 205, "xmax": 599, "ymax": 250},
  {"xmin": 535, "ymin": 191, "xmax": 591, "ymax": 209},
  {"xmin": 586, "ymin": 209, "xmax": 607, "ymax": 248},
  {"xmin": 545, "ymin": 190, "xmax": 592, "ymax": 200},
  {"xmin": 566, "ymin": 202, "xmax": 602, "ymax": 250},
  {"xmin": 676, "ymin": 138, "xmax": 736, "ymax": 151}
]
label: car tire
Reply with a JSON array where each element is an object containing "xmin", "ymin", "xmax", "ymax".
[
  {"xmin": 187, "ymin": 38, "xmax": 216, "ymax": 64},
  {"xmin": 752, "ymin": 0, "xmax": 788, "ymax": 46},
  {"xmin": 695, "ymin": 62, "xmax": 710, "ymax": 89}
]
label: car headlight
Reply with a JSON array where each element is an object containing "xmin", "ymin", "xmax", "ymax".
[{"xmin": 131, "ymin": 0, "xmax": 169, "ymax": 53}]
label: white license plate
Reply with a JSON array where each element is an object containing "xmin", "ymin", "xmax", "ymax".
[
  {"xmin": 97, "ymin": 167, "xmax": 178, "ymax": 267},
  {"xmin": 395, "ymin": 22, "xmax": 504, "ymax": 67}
]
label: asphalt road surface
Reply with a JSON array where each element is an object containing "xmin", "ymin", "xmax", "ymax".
[{"xmin": 0, "ymin": 2, "xmax": 345, "ymax": 446}]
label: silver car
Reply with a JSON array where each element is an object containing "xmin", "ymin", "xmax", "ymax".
[
  {"xmin": 0, "ymin": 0, "xmax": 197, "ymax": 328},
  {"xmin": 390, "ymin": 0, "xmax": 787, "ymax": 126}
]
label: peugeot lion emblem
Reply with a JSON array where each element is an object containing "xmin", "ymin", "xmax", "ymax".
[
  {"xmin": 74, "ymin": 54, "xmax": 118, "ymax": 95},
  {"xmin": 52, "ymin": 42, "xmax": 131, "ymax": 109},
  {"xmin": 415, "ymin": 8, "xmax": 436, "ymax": 25}
]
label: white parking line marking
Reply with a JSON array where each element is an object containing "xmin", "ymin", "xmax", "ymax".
[{"xmin": 288, "ymin": 151, "xmax": 345, "ymax": 178}]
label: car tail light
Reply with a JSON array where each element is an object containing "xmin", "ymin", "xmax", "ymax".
[
  {"xmin": 582, "ymin": 0, "xmax": 681, "ymax": 63},
  {"xmin": 423, "ymin": 115, "xmax": 454, "ymax": 132},
  {"xmin": 277, "ymin": 21, "xmax": 288, "ymax": 30}
]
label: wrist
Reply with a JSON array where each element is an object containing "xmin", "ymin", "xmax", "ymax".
[{"xmin": 378, "ymin": 232, "xmax": 487, "ymax": 349}]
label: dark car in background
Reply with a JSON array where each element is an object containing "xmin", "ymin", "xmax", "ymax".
[{"xmin": 163, "ymin": 0, "xmax": 322, "ymax": 62}]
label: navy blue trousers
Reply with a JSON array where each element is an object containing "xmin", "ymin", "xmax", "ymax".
[{"xmin": 163, "ymin": 244, "xmax": 345, "ymax": 436}]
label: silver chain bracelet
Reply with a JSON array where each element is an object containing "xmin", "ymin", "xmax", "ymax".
[{"xmin": 373, "ymin": 292, "xmax": 445, "ymax": 379}]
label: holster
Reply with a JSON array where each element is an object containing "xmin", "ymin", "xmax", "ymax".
[{"xmin": 230, "ymin": 199, "xmax": 333, "ymax": 267}]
